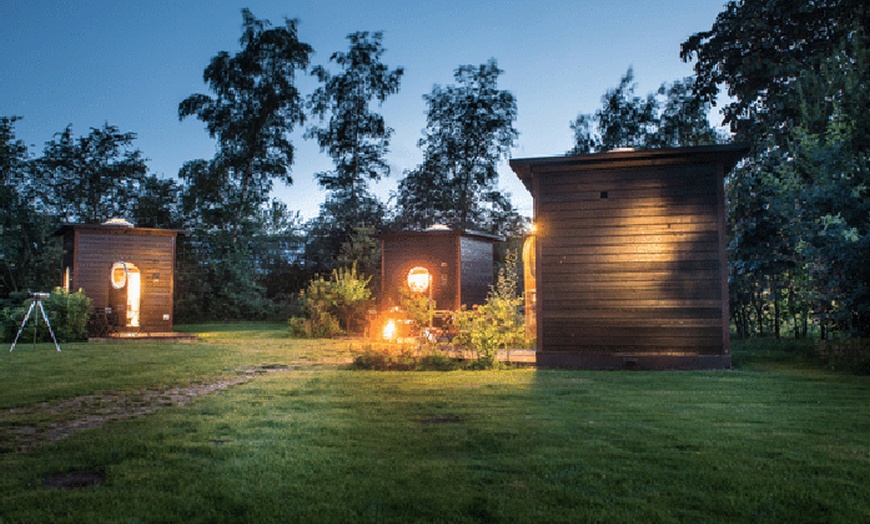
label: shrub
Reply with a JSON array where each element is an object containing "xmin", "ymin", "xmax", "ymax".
[
  {"xmin": 1, "ymin": 288, "xmax": 91, "ymax": 343},
  {"xmin": 398, "ymin": 285, "xmax": 436, "ymax": 334},
  {"xmin": 813, "ymin": 338, "xmax": 870, "ymax": 375},
  {"xmin": 350, "ymin": 344, "xmax": 461, "ymax": 371},
  {"xmin": 290, "ymin": 263, "xmax": 373, "ymax": 338},
  {"xmin": 453, "ymin": 250, "xmax": 524, "ymax": 368},
  {"xmin": 288, "ymin": 312, "xmax": 343, "ymax": 339}
]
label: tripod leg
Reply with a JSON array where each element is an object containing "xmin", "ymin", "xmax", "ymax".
[
  {"xmin": 37, "ymin": 300, "xmax": 62, "ymax": 352},
  {"xmin": 9, "ymin": 301, "xmax": 36, "ymax": 352}
]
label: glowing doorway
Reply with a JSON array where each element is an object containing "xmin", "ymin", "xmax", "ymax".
[{"xmin": 110, "ymin": 261, "xmax": 141, "ymax": 328}]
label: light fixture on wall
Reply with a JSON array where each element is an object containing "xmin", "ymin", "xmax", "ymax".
[{"xmin": 406, "ymin": 266, "xmax": 430, "ymax": 294}]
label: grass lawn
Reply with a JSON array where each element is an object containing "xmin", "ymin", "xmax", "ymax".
[{"xmin": 1, "ymin": 324, "xmax": 868, "ymax": 523}]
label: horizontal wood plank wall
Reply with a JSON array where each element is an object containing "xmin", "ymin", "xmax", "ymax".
[
  {"xmin": 459, "ymin": 237, "xmax": 494, "ymax": 308},
  {"xmin": 70, "ymin": 229, "xmax": 176, "ymax": 332},
  {"xmin": 380, "ymin": 234, "xmax": 458, "ymax": 310},
  {"xmin": 537, "ymin": 164, "xmax": 725, "ymax": 355}
]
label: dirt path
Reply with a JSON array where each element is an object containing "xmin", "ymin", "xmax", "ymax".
[{"xmin": 1, "ymin": 366, "xmax": 290, "ymax": 453}]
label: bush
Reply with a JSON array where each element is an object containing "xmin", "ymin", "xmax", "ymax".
[
  {"xmin": 453, "ymin": 250, "xmax": 524, "ymax": 368},
  {"xmin": 1, "ymin": 288, "xmax": 91, "ymax": 343},
  {"xmin": 350, "ymin": 344, "xmax": 461, "ymax": 371},
  {"xmin": 813, "ymin": 338, "xmax": 870, "ymax": 375},
  {"xmin": 289, "ymin": 263, "xmax": 373, "ymax": 338},
  {"xmin": 399, "ymin": 285, "xmax": 436, "ymax": 334},
  {"xmin": 288, "ymin": 312, "xmax": 343, "ymax": 339}
]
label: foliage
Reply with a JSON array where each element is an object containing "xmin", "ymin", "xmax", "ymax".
[
  {"xmin": 336, "ymin": 223, "xmax": 381, "ymax": 283},
  {"xmin": 290, "ymin": 263, "xmax": 372, "ymax": 337},
  {"xmin": 28, "ymin": 123, "xmax": 150, "ymax": 224},
  {"xmin": 398, "ymin": 285, "xmax": 436, "ymax": 331},
  {"xmin": 350, "ymin": 343, "xmax": 460, "ymax": 371},
  {"xmin": 131, "ymin": 175, "xmax": 182, "ymax": 229},
  {"xmin": 307, "ymin": 31, "xmax": 403, "ymax": 209},
  {"xmin": 394, "ymin": 60, "xmax": 518, "ymax": 233},
  {"xmin": 0, "ymin": 117, "xmax": 61, "ymax": 299},
  {"xmin": 303, "ymin": 192, "xmax": 385, "ymax": 274},
  {"xmin": 178, "ymin": 8, "xmax": 312, "ymax": 228},
  {"xmin": 570, "ymin": 68, "xmax": 723, "ymax": 154},
  {"xmin": 453, "ymin": 250, "xmax": 524, "ymax": 367},
  {"xmin": 811, "ymin": 338, "xmax": 870, "ymax": 375},
  {"xmin": 681, "ymin": 0, "xmax": 868, "ymax": 145},
  {"xmin": 1, "ymin": 288, "xmax": 91, "ymax": 343},
  {"xmin": 687, "ymin": 1, "xmax": 870, "ymax": 337}
]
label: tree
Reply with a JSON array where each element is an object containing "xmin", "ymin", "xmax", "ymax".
[
  {"xmin": 680, "ymin": 0, "xmax": 868, "ymax": 146},
  {"xmin": 289, "ymin": 262, "xmax": 372, "ymax": 337},
  {"xmin": 303, "ymin": 191, "xmax": 385, "ymax": 273},
  {"xmin": 395, "ymin": 60, "xmax": 518, "ymax": 232},
  {"xmin": 179, "ymin": 8, "xmax": 312, "ymax": 229},
  {"xmin": 1, "ymin": 116, "xmax": 58, "ymax": 298},
  {"xmin": 684, "ymin": 0, "xmax": 870, "ymax": 336},
  {"xmin": 132, "ymin": 175, "xmax": 182, "ymax": 229},
  {"xmin": 307, "ymin": 31, "xmax": 403, "ymax": 213},
  {"xmin": 653, "ymin": 77, "xmax": 724, "ymax": 148},
  {"xmin": 570, "ymin": 68, "xmax": 722, "ymax": 154},
  {"xmin": 29, "ymin": 123, "xmax": 149, "ymax": 223}
]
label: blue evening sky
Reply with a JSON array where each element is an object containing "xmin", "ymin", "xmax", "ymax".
[{"xmin": 1, "ymin": 0, "xmax": 728, "ymax": 220}]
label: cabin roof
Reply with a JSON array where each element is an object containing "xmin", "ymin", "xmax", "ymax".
[
  {"xmin": 54, "ymin": 223, "xmax": 188, "ymax": 237},
  {"xmin": 378, "ymin": 228, "xmax": 503, "ymax": 243},
  {"xmin": 510, "ymin": 144, "xmax": 750, "ymax": 194}
]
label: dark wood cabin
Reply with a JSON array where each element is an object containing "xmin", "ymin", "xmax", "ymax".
[
  {"xmin": 379, "ymin": 228, "xmax": 500, "ymax": 312},
  {"xmin": 510, "ymin": 144, "xmax": 748, "ymax": 370},
  {"xmin": 56, "ymin": 220, "xmax": 184, "ymax": 335}
]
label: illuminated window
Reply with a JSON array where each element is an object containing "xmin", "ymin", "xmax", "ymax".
[
  {"xmin": 407, "ymin": 266, "xmax": 430, "ymax": 293},
  {"xmin": 111, "ymin": 262, "xmax": 128, "ymax": 289},
  {"xmin": 63, "ymin": 267, "xmax": 71, "ymax": 292}
]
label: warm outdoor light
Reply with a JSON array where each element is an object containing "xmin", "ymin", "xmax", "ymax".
[
  {"xmin": 126, "ymin": 269, "xmax": 141, "ymax": 327},
  {"xmin": 406, "ymin": 266, "xmax": 430, "ymax": 293},
  {"xmin": 383, "ymin": 319, "xmax": 397, "ymax": 341},
  {"xmin": 110, "ymin": 261, "xmax": 141, "ymax": 327}
]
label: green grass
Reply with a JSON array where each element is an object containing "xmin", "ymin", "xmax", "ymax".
[{"xmin": 1, "ymin": 326, "xmax": 868, "ymax": 523}]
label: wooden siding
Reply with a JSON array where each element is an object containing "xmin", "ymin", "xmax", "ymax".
[
  {"xmin": 511, "ymin": 145, "xmax": 748, "ymax": 369},
  {"xmin": 538, "ymin": 164, "xmax": 722, "ymax": 353},
  {"xmin": 459, "ymin": 236, "xmax": 494, "ymax": 308},
  {"xmin": 380, "ymin": 230, "xmax": 498, "ymax": 311},
  {"xmin": 380, "ymin": 234, "xmax": 458, "ymax": 310},
  {"xmin": 62, "ymin": 226, "xmax": 179, "ymax": 332}
]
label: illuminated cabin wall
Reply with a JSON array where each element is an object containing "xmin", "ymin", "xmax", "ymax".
[
  {"xmin": 511, "ymin": 145, "xmax": 747, "ymax": 370},
  {"xmin": 57, "ymin": 224, "xmax": 181, "ymax": 333},
  {"xmin": 379, "ymin": 230, "xmax": 498, "ymax": 311}
]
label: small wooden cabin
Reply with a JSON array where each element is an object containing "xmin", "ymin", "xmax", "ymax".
[
  {"xmin": 510, "ymin": 144, "xmax": 747, "ymax": 370},
  {"xmin": 56, "ymin": 220, "xmax": 184, "ymax": 334},
  {"xmin": 379, "ymin": 228, "xmax": 500, "ymax": 312}
]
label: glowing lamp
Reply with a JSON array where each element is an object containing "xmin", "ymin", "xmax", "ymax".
[
  {"xmin": 383, "ymin": 319, "xmax": 397, "ymax": 341},
  {"xmin": 406, "ymin": 266, "xmax": 430, "ymax": 294}
]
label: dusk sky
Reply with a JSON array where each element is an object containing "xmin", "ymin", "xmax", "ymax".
[{"xmin": 1, "ymin": 0, "xmax": 729, "ymax": 220}]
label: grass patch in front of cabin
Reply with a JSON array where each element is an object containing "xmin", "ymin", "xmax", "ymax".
[{"xmin": 0, "ymin": 324, "xmax": 868, "ymax": 522}]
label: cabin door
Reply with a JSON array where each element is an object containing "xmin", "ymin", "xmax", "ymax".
[{"xmin": 110, "ymin": 261, "xmax": 141, "ymax": 329}]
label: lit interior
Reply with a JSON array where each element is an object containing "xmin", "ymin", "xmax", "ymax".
[
  {"xmin": 110, "ymin": 261, "xmax": 141, "ymax": 327},
  {"xmin": 383, "ymin": 319, "xmax": 397, "ymax": 341},
  {"xmin": 126, "ymin": 269, "xmax": 140, "ymax": 327},
  {"xmin": 407, "ymin": 266, "xmax": 430, "ymax": 293}
]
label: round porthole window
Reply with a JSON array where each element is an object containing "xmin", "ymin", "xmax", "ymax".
[
  {"xmin": 406, "ymin": 266, "xmax": 430, "ymax": 293},
  {"xmin": 111, "ymin": 262, "xmax": 128, "ymax": 289}
]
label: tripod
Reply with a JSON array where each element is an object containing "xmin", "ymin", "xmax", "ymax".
[{"xmin": 9, "ymin": 293, "xmax": 61, "ymax": 352}]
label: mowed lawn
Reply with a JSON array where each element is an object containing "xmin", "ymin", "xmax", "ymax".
[{"xmin": 1, "ymin": 324, "xmax": 868, "ymax": 523}]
